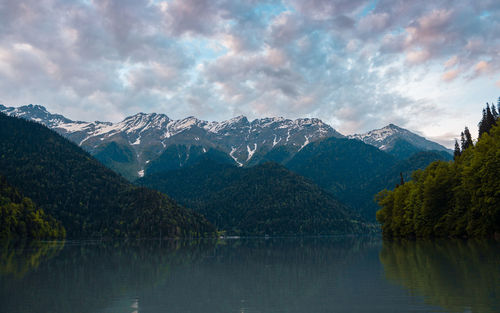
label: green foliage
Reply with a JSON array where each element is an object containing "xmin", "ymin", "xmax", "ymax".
[
  {"xmin": 246, "ymin": 145, "xmax": 296, "ymax": 166},
  {"xmin": 138, "ymin": 160, "xmax": 373, "ymax": 236},
  {"xmin": 478, "ymin": 103, "xmax": 497, "ymax": 137},
  {"xmin": 376, "ymin": 122, "xmax": 500, "ymax": 238},
  {"xmin": 145, "ymin": 144, "xmax": 236, "ymax": 176},
  {"xmin": 94, "ymin": 141, "xmax": 139, "ymax": 181},
  {"xmin": 0, "ymin": 113, "xmax": 216, "ymax": 238},
  {"xmin": 385, "ymin": 138, "xmax": 423, "ymax": 159},
  {"xmin": 461, "ymin": 127, "xmax": 474, "ymax": 151},
  {"xmin": 285, "ymin": 137, "xmax": 451, "ymax": 220},
  {"xmin": 0, "ymin": 176, "xmax": 65, "ymax": 239},
  {"xmin": 453, "ymin": 139, "xmax": 461, "ymax": 159}
]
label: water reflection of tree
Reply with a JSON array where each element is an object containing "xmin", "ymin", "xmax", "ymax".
[
  {"xmin": 0, "ymin": 239, "xmax": 216, "ymax": 313},
  {"xmin": 0, "ymin": 240, "xmax": 65, "ymax": 278},
  {"xmin": 0, "ymin": 236, "xmax": 380, "ymax": 313},
  {"xmin": 380, "ymin": 239, "xmax": 500, "ymax": 313}
]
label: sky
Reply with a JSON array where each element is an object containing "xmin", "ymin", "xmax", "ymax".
[{"xmin": 1, "ymin": 0, "xmax": 499, "ymax": 147}]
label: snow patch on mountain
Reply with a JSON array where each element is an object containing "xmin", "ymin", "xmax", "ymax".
[
  {"xmin": 247, "ymin": 144, "xmax": 257, "ymax": 161},
  {"xmin": 299, "ymin": 135, "xmax": 310, "ymax": 151},
  {"xmin": 349, "ymin": 124, "xmax": 450, "ymax": 153},
  {"xmin": 230, "ymin": 147, "xmax": 243, "ymax": 167},
  {"xmin": 1, "ymin": 104, "xmax": 344, "ymax": 174}
]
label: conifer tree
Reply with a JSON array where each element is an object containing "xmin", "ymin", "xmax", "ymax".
[
  {"xmin": 376, "ymin": 104, "xmax": 500, "ymax": 238},
  {"xmin": 464, "ymin": 127, "xmax": 473, "ymax": 149},
  {"xmin": 460, "ymin": 131, "xmax": 466, "ymax": 151},
  {"xmin": 479, "ymin": 103, "xmax": 498, "ymax": 137},
  {"xmin": 453, "ymin": 139, "xmax": 461, "ymax": 159},
  {"xmin": 479, "ymin": 108, "xmax": 487, "ymax": 137},
  {"xmin": 492, "ymin": 104, "xmax": 498, "ymax": 119},
  {"xmin": 486, "ymin": 103, "xmax": 496, "ymax": 125}
]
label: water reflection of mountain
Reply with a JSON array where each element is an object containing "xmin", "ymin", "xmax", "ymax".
[
  {"xmin": 108, "ymin": 236, "xmax": 382, "ymax": 313},
  {"xmin": 380, "ymin": 239, "xmax": 500, "ymax": 313},
  {"xmin": 0, "ymin": 237, "xmax": 380, "ymax": 313},
  {"xmin": 0, "ymin": 239, "xmax": 217, "ymax": 313}
]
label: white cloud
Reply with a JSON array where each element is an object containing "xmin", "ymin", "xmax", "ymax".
[{"xmin": 0, "ymin": 0, "xmax": 499, "ymax": 143}]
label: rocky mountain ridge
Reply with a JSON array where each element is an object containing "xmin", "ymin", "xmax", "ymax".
[{"xmin": 0, "ymin": 104, "xmax": 451, "ymax": 179}]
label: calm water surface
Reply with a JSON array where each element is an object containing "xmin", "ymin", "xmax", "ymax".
[{"xmin": 0, "ymin": 237, "xmax": 498, "ymax": 313}]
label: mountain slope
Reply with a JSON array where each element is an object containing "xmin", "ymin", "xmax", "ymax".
[
  {"xmin": 0, "ymin": 175, "xmax": 65, "ymax": 239},
  {"xmin": 285, "ymin": 137, "xmax": 451, "ymax": 220},
  {"xmin": 349, "ymin": 124, "xmax": 451, "ymax": 158},
  {"xmin": 138, "ymin": 161, "xmax": 371, "ymax": 236},
  {"xmin": 145, "ymin": 145, "xmax": 236, "ymax": 176},
  {"xmin": 0, "ymin": 104, "xmax": 342, "ymax": 178},
  {"xmin": 0, "ymin": 113, "xmax": 215, "ymax": 238}
]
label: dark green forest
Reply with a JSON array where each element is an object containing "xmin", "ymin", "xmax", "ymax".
[
  {"xmin": 145, "ymin": 144, "xmax": 236, "ymax": 176},
  {"xmin": 0, "ymin": 113, "xmax": 216, "ymax": 238},
  {"xmin": 138, "ymin": 161, "xmax": 372, "ymax": 236},
  {"xmin": 285, "ymin": 137, "xmax": 451, "ymax": 220},
  {"xmin": 0, "ymin": 176, "xmax": 65, "ymax": 239},
  {"xmin": 94, "ymin": 141, "xmax": 140, "ymax": 181},
  {"xmin": 376, "ymin": 103, "xmax": 500, "ymax": 237}
]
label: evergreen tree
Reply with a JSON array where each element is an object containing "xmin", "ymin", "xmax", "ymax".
[
  {"xmin": 453, "ymin": 139, "xmax": 461, "ymax": 159},
  {"xmin": 463, "ymin": 127, "xmax": 473, "ymax": 149},
  {"xmin": 460, "ymin": 131, "xmax": 466, "ymax": 151},
  {"xmin": 492, "ymin": 103, "xmax": 498, "ymax": 119},
  {"xmin": 376, "ymin": 106, "xmax": 500, "ymax": 238},
  {"xmin": 486, "ymin": 103, "xmax": 497, "ymax": 127},
  {"xmin": 479, "ymin": 103, "xmax": 498, "ymax": 137},
  {"xmin": 478, "ymin": 108, "xmax": 487, "ymax": 137}
]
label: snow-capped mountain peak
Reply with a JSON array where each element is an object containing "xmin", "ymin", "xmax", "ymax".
[
  {"xmin": 1, "ymin": 104, "xmax": 343, "ymax": 176},
  {"xmin": 348, "ymin": 124, "xmax": 450, "ymax": 154},
  {"xmin": 0, "ymin": 103, "xmax": 73, "ymax": 127},
  {"xmin": 3, "ymin": 104, "xmax": 451, "ymax": 179}
]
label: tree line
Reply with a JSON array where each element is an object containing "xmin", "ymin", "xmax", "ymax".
[
  {"xmin": 0, "ymin": 175, "xmax": 65, "ymax": 239},
  {"xmin": 376, "ymin": 99, "xmax": 499, "ymax": 237}
]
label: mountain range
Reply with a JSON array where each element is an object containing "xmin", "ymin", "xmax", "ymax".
[
  {"xmin": 0, "ymin": 104, "xmax": 455, "ymax": 237},
  {"xmin": 0, "ymin": 104, "xmax": 451, "ymax": 180},
  {"xmin": 0, "ymin": 113, "xmax": 215, "ymax": 238}
]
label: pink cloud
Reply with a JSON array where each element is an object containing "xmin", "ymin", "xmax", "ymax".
[
  {"xmin": 444, "ymin": 56, "xmax": 458, "ymax": 69},
  {"xmin": 442, "ymin": 69, "xmax": 459, "ymax": 82},
  {"xmin": 406, "ymin": 49, "xmax": 431, "ymax": 64},
  {"xmin": 475, "ymin": 60, "xmax": 491, "ymax": 75}
]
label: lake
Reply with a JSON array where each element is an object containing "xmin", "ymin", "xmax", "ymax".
[{"xmin": 0, "ymin": 237, "xmax": 498, "ymax": 313}]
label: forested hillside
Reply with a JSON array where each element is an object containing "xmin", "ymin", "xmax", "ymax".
[
  {"xmin": 376, "ymin": 104, "xmax": 499, "ymax": 237},
  {"xmin": 145, "ymin": 145, "xmax": 236, "ymax": 176},
  {"xmin": 284, "ymin": 137, "xmax": 450, "ymax": 220},
  {"xmin": 138, "ymin": 161, "xmax": 372, "ymax": 236},
  {"xmin": 0, "ymin": 113, "xmax": 216, "ymax": 238},
  {"xmin": 0, "ymin": 176, "xmax": 65, "ymax": 239}
]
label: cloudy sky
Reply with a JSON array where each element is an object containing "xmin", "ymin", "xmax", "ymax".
[{"xmin": 1, "ymin": 0, "xmax": 499, "ymax": 147}]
